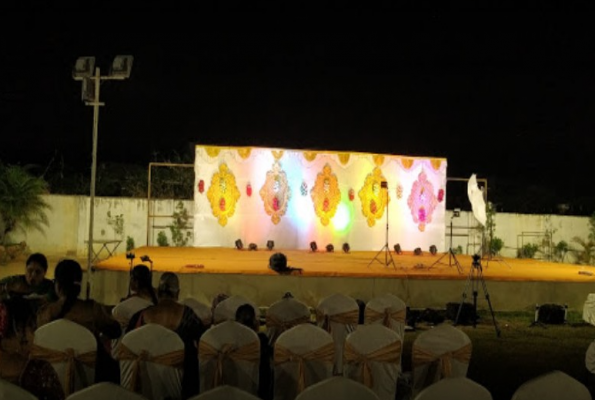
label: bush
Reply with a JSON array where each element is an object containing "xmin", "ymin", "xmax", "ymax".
[
  {"xmin": 157, "ymin": 231, "xmax": 169, "ymax": 247},
  {"xmin": 518, "ymin": 243, "xmax": 539, "ymax": 259}
]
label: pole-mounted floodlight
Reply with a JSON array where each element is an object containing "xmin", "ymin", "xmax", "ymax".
[{"xmin": 74, "ymin": 55, "xmax": 133, "ymax": 300}]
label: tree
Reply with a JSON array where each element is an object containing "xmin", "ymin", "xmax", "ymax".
[{"xmin": 0, "ymin": 164, "xmax": 51, "ymax": 245}]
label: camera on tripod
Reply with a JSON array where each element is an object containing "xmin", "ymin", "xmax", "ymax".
[
  {"xmin": 126, "ymin": 252, "xmax": 135, "ymax": 260},
  {"xmin": 472, "ymin": 254, "xmax": 482, "ymax": 269}
]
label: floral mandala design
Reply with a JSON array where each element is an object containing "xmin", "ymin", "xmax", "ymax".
[
  {"xmin": 407, "ymin": 170, "xmax": 438, "ymax": 232},
  {"xmin": 206, "ymin": 163, "xmax": 241, "ymax": 227},
  {"xmin": 310, "ymin": 164, "xmax": 341, "ymax": 226},
  {"xmin": 259, "ymin": 161, "xmax": 291, "ymax": 225},
  {"xmin": 358, "ymin": 167, "xmax": 389, "ymax": 227}
]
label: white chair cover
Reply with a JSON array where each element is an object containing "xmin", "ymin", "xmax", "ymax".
[
  {"xmin": 213, "ymin": 295, "xmax": 258, "ymax": 325},
  {"xmin": 343, "ymin": 324, "xmax": 402, "ymax": 400},
  {"xmin": 32, "ymin": 319, "xmax": 97, "ymax": 397},
  {"xmin": 583, "ymin": 294, "xmax": 595, "ymax": 326},
  {"xmin": 411, "ymin": 324, "xmax": 472, "ymax": 397},
  {"xmin": 189, "ymin": 384, "xmax": 261, "ymax": 400},
  {"xmin": 296, "ymin": 376, "xmax": 379, "ymax": 400},
  {"xmin": 0, "ymin": 377, "xmax": 38, "ymax": 400},
  {"xmin": 511, "ymin": 370, "xmax": 591, "ymax": 400},
  {"xmin": 365, "ymin": 294, "xmax": 407, "ymax": 339},
  {"xmin": 586, "ymin": 340, "xmax": 595, "ymax": 374},
  {"xmin": 413, "ymin": 376, "xmax": 492, "ymax": 400},
  {"xmin": 199, "ymin": 320, "xmax": 260, "ymax": 395},
  {"xmin": 182, "ymin": 297, "xmax": 213, "ymax": 327},
  {"xmin": 274, "ymin": 324, "xmax": 334, "ymax": 400},
  {"xmin": 316, "ymin": 293, "xmax": 359, "ymax": 374},
  {"xmin": 266, "ymin": 297, "xmax": 311, "ymax": 346},
  {"xmin": 117, "ymin": 323, "xmax": 184, "ymax": 400},
  {"xmin": 110, "ymin": 296, "xmax": 153, "ymax": 357},
  {"xmin": 66, "ymin": 381, "xmax": 148, "ymax": 400}
]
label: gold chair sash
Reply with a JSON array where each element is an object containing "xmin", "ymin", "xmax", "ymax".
[
  {"xmin": 199, "ymin": 340, "xmax": 260, "ymax": 388},
  {"xmin": 412, "ymin": 342, "xmax": 472, "ymax": 378},
  {"xmin": 315, "ymin": 309, "xmax": 359, "ymax": 333},
  {"xmin": 365, "ymin": 308, "xmax": 406, "ymax": 327},
  {"xmin": 29, "ymin": 343, "xmax": 96, "ymax": 396},
  {"xmin": 274, "ymin": 342, "xmax": 335, "ymax": 393},
  {"xmin": 344, "ymin": 340, "xmax": 402, "ymax": 388},
  {"xmin": 266, "ymin": 314, "xmax": 311, "ymax": 332},
  {"xmin": 115, "ymin": 343, "xmax": 185, "ymax": 392}
]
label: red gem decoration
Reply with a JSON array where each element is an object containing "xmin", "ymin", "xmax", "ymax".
[
  {"xmin": 198, "ymin": 180, "xmax": 205, "ymax": 194},
  {"xmin": 437, "ymin": 188, "xmax": 445, "ymax": 202},
  {"xmin": 418, "ymin": 207, "xmax": 426, "ymax": 223},
  {"xmin": 219, "ymin": 197, "xmax": 226, "ymax": 211},
  {"xmin": 323, "ymin": 198, "xmax": 330, "ymax": 212},
  {"xmin": 348, "ymin": 188, "xmax": 355, "ymax": 201},
  {"xmin": 246, "ymin": 183, "xmax": 252, "ymax": 197},
  {"xmin": 273, "ymin": 196, "xmax": 280, "ymax": 211},
  {"xmin": 370, "ymin": 199, "xmax": 377, "ymax": 214}
]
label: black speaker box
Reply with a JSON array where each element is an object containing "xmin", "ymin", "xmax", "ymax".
[
  {"xmin": 446, "ymin": 302, "xmax": 477, "ymax": 325},
  {"xmin": 536, "ymin": 304, "xmax": 566, "ymax": 324}
]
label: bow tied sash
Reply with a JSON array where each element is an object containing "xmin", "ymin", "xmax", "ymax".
[
  {"xmin": 29, "ymin": 344, "xmax": 97, "ymax": 396},
  {"xmin": 115, "ymin": 343, "xmax": 184, "ymax": 392},
  {"xmin": 365, "ymin": 307, "xmax": 406, "ymax": 328},
  {"xmin": 274, "ymin": 342, "xmax": 334, "ymax": 393},
  {"xmin": 344, "ymin": 340, "xmax": 402, "ymax": 388},
  {"xmin": 315, "ymin": 309, "xmax": 359, "ymax": 333},
  {"xmin": 266, "ymin": 314, "xmax": 311, "ymax": 333},
  {"xmin": 198, "ymin": 340, "xmax": 260, "ymax": 387},
  {"xmin": 412, "ymin": 342, "xmax": 472, "ymax": 378}
]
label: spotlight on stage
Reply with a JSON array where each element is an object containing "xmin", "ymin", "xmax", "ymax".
[
  {"xmin": 266, "ymin": 240, "xmax": 275, "ymax": 251},
  {"xmin": 414, "ymin": 247, "xmax": 423, "ymax": 256},
  {"xmin": 453, "ymin": 208, "xmax": 461, "ymax": 218},
  {"xmin": 235, "ymin": 239, "xmax": 243, "ymax": 250},
  {"xmin": 342, "ymin": 243, "xmax": 350, "ymax": 253},
  {"xmin": 248, "ymin": 243, "xmax": 258, "ymax": 251},
  {"xmin": 326, "ymin": 244, "xmax": 334, "ymax": 253},
  {"xmin": 394, "ymin": 244, "xmax": 402, "ymax": 255},
  {"xmin": 310, "ymin": 241, "xmax": 318, "ymax": 252},
  {"xmin": 429, "ymin": 245, "xmax": 437, "ymax": 255}
]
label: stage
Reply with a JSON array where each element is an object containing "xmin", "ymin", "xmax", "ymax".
[{"xmin": 91, "ymin": 246, "xmax": 595, "ymax": 312}]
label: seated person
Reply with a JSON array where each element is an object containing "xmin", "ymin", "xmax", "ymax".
[
  {"xmin": 120, "ymin": 264, "xmax": 158, "ymax": 304},
  {"xmin": 0, "ymin": 252, "xmax": 56, "ymax": 301},
  {"xmin": 268, "ymin": 252, "xmax": 302, "ymax": 275},
  {"xmin": 236, "ymin": 303, "xmax": 273, "ymax": 400},
  {"xmin": 127, "ymin": 272, "xmax": 206, "ymax": 399}
]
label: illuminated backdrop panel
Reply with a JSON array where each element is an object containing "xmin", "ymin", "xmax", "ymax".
[{"xmin": 194, "ymin": 145, "xmax": 447, "ymax": 251}]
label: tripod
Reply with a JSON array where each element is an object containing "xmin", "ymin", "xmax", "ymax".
[
  {"xmin": 430, "ymin": 218, "xmax": 463, "ymax": 274},
  {"xmin": 454, "ymin": 254, "xmax": 501, "ymax": 337},
  {"xmin": 368, "ymin": 181, "xmax": 398, "ymax": 269}
]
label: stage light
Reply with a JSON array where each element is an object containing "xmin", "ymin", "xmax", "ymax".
[
  {"xmin": 394, "ymin": 244, "xmax": 402, "ymax": 255},
  {"xmin": 235, "ymin": 239, "xmax": 243, "ymax": 250},
  {"xmin": 342, "ymin": 243, "xmax": 350, "ymax": 253},
  {"xmin": 310, "ymin": 241, "xmax": 318, "ymax": 252},
  {"xmin": 414, "ymin": 247, "xmax": 423, "ymax": 256},
  {"xmin": 249, "ymin": 243, "xmax": 258, "ymax": 251},
  {"xmin": 453, "ymin": 208, "xmax": 461, "ymax": 218},
  {"xmin": 267, "ymin": 240, "xmax": 275, "ymax": 251},
  {"xmin": 326, "ymin": 244, "xmax": 334, "ymax": 253},
  {"xmin": 429, "ymin": 245, "xmax": 437, "ymax": 255}
]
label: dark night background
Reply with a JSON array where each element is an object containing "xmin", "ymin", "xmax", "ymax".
[{"xmin": 1, "ymin": 11, "xmax": 594, "ymax": 214}]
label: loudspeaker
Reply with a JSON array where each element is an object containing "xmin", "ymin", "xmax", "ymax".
[
  {"xmin": 446, "ymin": 302, "xmax": 477, "ymax": 325},
  {"xmin": 536, "ymin": 304, "xmax": 566, "ymax": 324}
]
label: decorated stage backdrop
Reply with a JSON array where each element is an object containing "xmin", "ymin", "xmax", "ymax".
[{"xmin": 194, "ymin": 145, "xmax": 447, "ymax": 252}]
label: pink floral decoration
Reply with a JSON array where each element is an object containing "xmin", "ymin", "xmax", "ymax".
[
  {"xmin": 407, "ymin": 171, "xmax": 438, "ymax": 232},
  {"xmin": 437, "ymin": 188, "xmax": 445, "ymax": 202}
]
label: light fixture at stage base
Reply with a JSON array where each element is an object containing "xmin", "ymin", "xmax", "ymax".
[
  {"xmin": 342, "ymin": 243, "xmax": 350, "ymax": 253},
  {"xmin": 394, "ymin": 244, "xmax": 402, "ymax": 255},
  {"xmin": 235, "ymin": 239, "xmax": 243, "ymax": 250},
  {"xmin": 326, "ymin": 244, "xmax": 334, "ymax": 253},
  {"xmin": 266, "ymin": 240, "xmax": 275, "ymax": 251},
  {"xmin": 310, "ymin": 241, "xmax": 318, "ymax": 252},
  {"xmin": 414, "ymin": 247, "xmax": 423, "ymax": 256},
  {"xmin": 248, "ymin": 243, "xmax": 258, "ymax": 251},
  {"xmin": 429, "ymin": 245, "xmax": 437, "ymax": 255}
]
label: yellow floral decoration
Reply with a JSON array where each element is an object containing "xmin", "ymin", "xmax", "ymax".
[
  {"xmin": 205, "ymin": 147, "xmax": 221, "ymax": 158},
  {"xmin": 237, "ymin": 147, "xmax": 252, "ymax": 159},
  {"xmin": 303, "ymin": 151, "xmax": 317, "ymax": 162},
  {"xmin": 358, "ymin": 167, "xmax": 390, "ymax": 227},
  {"xmin": 259, "ymin": 161, "xmax": 291, "ymax": 225},
  {"xmin": 310, "ymin": 164, "xmax": 341, "ymax": 226},
  {"xmin": 206, "ymin": 163, "xmax": 241, "ymax": 227}
]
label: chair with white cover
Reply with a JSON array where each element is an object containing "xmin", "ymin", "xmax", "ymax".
[
  {"xmin": 411, "ymin": 324, "xmax": 472, "ymax": 398},
  {"xmin": 110, "ymin": 296, "xmax": 153, "ymax": 357},
  {"xmin": 274, "ymin": 324, "xmax": 334, "ymax": 400},
  {"xmin": 182, "ymin": 297, "xmax": 213, "ymax": 328},
  {"xmin": 65, "ymin": 382, "xmax": 148, "ymax": 400},
  {"xmin": 413, "ymin": 376, "xmax": 492, "ymax": 400},
  {"xmin": 511, "ymin": 370, "xmax": 591, "ymax": 400},
  {"xmin": 30, "ymin": 318, "xmax": 97, "ymax": 397},
  {"xmin": 343, "ymin": 324, "xmax": 402, "ymax": 400},
  {"xmin": 266, "ymin": 297, "xmax": 311, "ymax": 346},
  {"xmin": 316, "ymin": 293, "xmax": 359, "ymax": 375},
  {"xmin": 199, "ymin": 320, "xmax": 260, "ymax": 395},
  {"xmin": 213, "ymin": 295, "xmax": 259, "ymax": 325},
  {"xmin": 583, "ymin": 294, "xmax": 595, "ymax": 326},
  {"xmin": 189, "ymin": 384, "xmax": 260, "ymax": 400},
  {"xmin": 0, "ymin": 377, "xmax": 38, "ymax": 400},
  {"xmin": 295, "ymin": 376, "xmax": 379, "ymax": 400},
  {"xmin": 116, "ymin": 323, "xmax": 185, "ymax": 400},
  {"xmin": 365, "ymin": 294, "xmax": 407, "ymax": 339}
]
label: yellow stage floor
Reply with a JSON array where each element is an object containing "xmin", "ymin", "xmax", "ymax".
[{"xmin": 96, "ymin": 246, "xmax": 595, "ymax": 283}]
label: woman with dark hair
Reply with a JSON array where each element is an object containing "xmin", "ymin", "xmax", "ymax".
[
  {"xmin": 0, "ymin": 252, "xmax": 55, "ymax": 301},
  {"xmin": 121, "ymin": 264, "xmax": 158, "ymax": 305}
]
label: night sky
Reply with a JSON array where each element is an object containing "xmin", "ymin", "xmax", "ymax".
[{"xmin": 1, "ymin": 11, "xmax": 594, "ymax": 213}]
